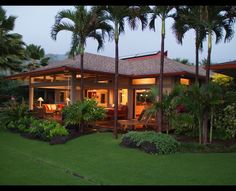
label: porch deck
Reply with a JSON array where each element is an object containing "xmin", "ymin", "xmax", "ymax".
[{"xmin": 33, "ymin": 111, "xmax": 169, "ymax": 133}]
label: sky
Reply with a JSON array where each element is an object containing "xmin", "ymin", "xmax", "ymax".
[{"xmin": 3, "ymin": 6, "xmax": 236, "ymax": 64}]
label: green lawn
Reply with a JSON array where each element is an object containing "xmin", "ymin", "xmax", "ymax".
[{"xmin": 1, "ymin": 129, "xmax": 236, "ymax": 185}]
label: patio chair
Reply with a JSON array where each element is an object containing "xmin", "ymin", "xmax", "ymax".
[{"xmin": 118, "ymin": 109, "xmax": 153, "ymax": 130}]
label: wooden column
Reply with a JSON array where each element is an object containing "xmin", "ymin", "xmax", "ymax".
[
  {"xmin": 70, "ymin": 72, "xmax": 77, "ymax": 104},
  {"xmin": 29, "ymin": 77, "xmax": 34, "ymax": 110},
  {"xmin": 127, "ymin": 78, "xmax": 133, "ymax": 119}
]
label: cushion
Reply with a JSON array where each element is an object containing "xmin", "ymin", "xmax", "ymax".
[
  {"xmin": 50, "ymin": 104, "xmax": 57, "ymax": 110},
  {"xmin": 43, "ymin": 104, "xmax": 49, "ymax": 111},
  {"xmin": 47, "ymin": 104, "xmax": 52, "ymax": 110}
]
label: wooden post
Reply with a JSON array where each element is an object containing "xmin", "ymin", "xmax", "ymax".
[
  {"xmin": 29, "ymin": 77, "xmax": 34, "ymax": 111},
  {"xmin": 127, "ymin": 78, "xmax": 133, "ymax": 119},
  {"xmin": 70, "ymin": 72, "xmax": 77, "ymax": 104}
]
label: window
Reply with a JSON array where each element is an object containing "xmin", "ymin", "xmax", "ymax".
[
  {"xmin": 132, "ymin": 78, "xmax": 156, "ymax": 85},
  {"xmin": 59, "ymin": 92, "xmax": 65, "ymax": 102},
  {"xmin": 180, "ymin": 78, "xmax": 190, "ymax": 85},
  {"xmin": 101, "ymin": 94, "xmax": 106, "ymax": 104}
]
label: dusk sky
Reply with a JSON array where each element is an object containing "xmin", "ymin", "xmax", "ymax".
[{"xmin": 3, "ymin": 6, "xmax": 236, "ymax": 64}]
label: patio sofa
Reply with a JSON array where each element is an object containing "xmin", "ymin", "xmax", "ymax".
[{"xmin": 42, "ymin": 104, "xmax": 65, "ymax": 114}]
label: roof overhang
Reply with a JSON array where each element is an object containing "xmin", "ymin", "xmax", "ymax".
[
  {"xmin": 5, "ymin": 66, "xmax": 130, "ymax": 80},
  {"xmin": 131, "ymin": 71, "xmax": 206, "ymax": 79},
  {"xmin": 209, "ymin": 62, "xmax": 236, "ymax": 78}
]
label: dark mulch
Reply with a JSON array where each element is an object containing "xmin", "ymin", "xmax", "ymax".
[
  {"xmin": 174, "ymin": 134, "xmax": 236, "ymax": 153},
  {"xmin": 50, "ymin": 136, "xmax": 68, "ymax": 145},
  {"xmin": 174, "ymin": 134, "xmax": 236, "ymax": 147}
]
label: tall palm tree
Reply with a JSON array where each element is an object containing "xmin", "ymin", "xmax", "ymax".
[
  {"xmin": 200, "ymin": 6, "xmax": 235, "ymax": 84},
  {"xmin": 51, "ymin": 6, "xmax": 112, "ymax": 101},
  {"xmin": 172, "ymin": 6, "xmax": 207, "ymax": 84},
  {"xmin": 149, "ymin": 6, "xmax": 174, "ymax": 133},
  {"xmin": 0, "ymin": 6, "xmax": 25, "ymax": 74},
  {"xmin": 93, "ymin": 6, "xmax": 149, "ymax": 139},
  {"xmin": 24, "ymin": 44, "xmax": 49, "ymax": 71},
  {"xmin": 200, "ymin": 6, "xmax": 235, "ymax": 144}
]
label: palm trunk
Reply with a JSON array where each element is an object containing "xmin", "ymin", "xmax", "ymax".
[
  {"xmin": 206, "ymin": 31, "xmax": 212, "ymax": 84},
  {"xmin": 203, "ymin": 110, "xmax": 209, "ymax": 144},
  {"xmin": 80, "ymin": 53, "xmax": 84, "ymax": 101},
  {"xmin": 158, "ymin": 18, "xmax": 165, "ymax": 133},
  {"xmin": 198, "ymin": 119, "xmax": 202, "ymax": 144},
  {"xmin": 113, "ymin": 23, "xmax": 119, "ymax": 139},
  {"xmin": 195, "ymin": 31, "xmax": 199, "ymax": 84},
  {"xmin": 209, "ymin": 108, "xmax": 214, "ymax": 143},
  {"xmin": 79, "ymin": 47, "xmax": 84, "ymax": 134},
  {"xmin": 202, "ymin": 31, "xmax": 212, "ymax": 144}
]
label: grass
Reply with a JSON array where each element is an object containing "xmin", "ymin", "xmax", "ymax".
[{"xmin": 1, "ymin": 129, "xmax": 236, "ymax": 185}]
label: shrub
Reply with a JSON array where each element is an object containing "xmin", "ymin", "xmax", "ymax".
[
  {"xmin": 0, "ymin": 100, "xmax": 30, "ymax": 129},
  {"xmin": 121, "ymin": 131, "xmax": 180, "ymax": 154},
  {"xmin": 62, "ymin": 99, "xmax": 106, "ymax": 131},
  {"xmin": 213, "ymin": 103, "xmax": 236, "ymax": 139},
  {"xmin": 49, "ymin": 127, "xmax": 69, "ymax": 139},
  {"xmin": 29, "ymin": 119, "xmax": 68, "ymax": 141}
]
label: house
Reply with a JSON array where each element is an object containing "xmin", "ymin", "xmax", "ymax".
[{"xmin": 7, "ymin": 51, "xmax": 206, "ymax": 119}]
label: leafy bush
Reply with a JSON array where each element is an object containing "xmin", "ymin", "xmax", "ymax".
[
  {"xmin": 213, "ymin": 103, "xmax": 236, "ymax": 139},
  {"xmin": 170, "ymin": 113, "xmax": 195, "ymax": 135},
  {"xmin": 0, "ymin": 100, "xmax": 30, "ymax": 129},
  {"xmin": 63, "ymin": 99, "xmax": 106, "ymax": 127},
  {"xmin": 49, "ymin": 127, "xmax": 69, "ymax": 138},
  {"xmin": 0, "ymin": 76, "xmax": 28, "ymax": 106},
  {"xmin": 29, "ymin": 119, "xmax": 68, "ymax": 141},
  {"xmin": 121, "ymin": 131, "xmax": 180, "ymax": 154}
]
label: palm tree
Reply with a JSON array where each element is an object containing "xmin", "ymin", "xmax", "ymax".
[
  {"xmin": 149, "ymin": 6, "xmax": 174, "ymax": 133},
  {"xmin": 173, "ymin": 58, "xmax": 193, "ymax": 66},
  {"xmin": 172, "ymin": 6, "xmax": 207, "ymax": 84},
  {"xmin": 51, "ymin": 6, "xmax": 112, "ymax": 101},
  {"xmin": 93, "ymin": 6, "xmax": 149, "ymax": 139},
  {"xmin": 0, "ymin": 6, "xmax": 25, "ymax": 74},
  {"xmin": 24, "ymin": 44, "xmax": 49, "ymax": 71},
  {"xmin": 200, "ymin": 6, "xmax": 235, "ymax": 144},
  {"xmin": 200, "ymin": 6, "xmax": 235, "ymax": 84}
]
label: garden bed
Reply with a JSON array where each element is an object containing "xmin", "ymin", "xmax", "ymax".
[
  {"xmin": 19, "ymin": 126, "xmax": 97, "ymax": 145},
  {"xmin": 174, "ymin": 134, "xmax": 236, "ymax": 153}
]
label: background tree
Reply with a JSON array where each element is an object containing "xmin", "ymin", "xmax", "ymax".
[
  {"xmin": 24, "ymin": 44, "xmax": 49, "ymax": 71},
  {"xmin": 173, "ymin": 58, "xmax": 194, "ymax": 66},
  {"xmin": 0, "ymin": 6, "xmax": 25, "ymax": 74},
  {"xmin": 51, "ymin": 6, "xmax": 112, "ymax": 101},
  {"xmin": 149, "ymin": 6, "xmax": 174, "ymax": 133}
]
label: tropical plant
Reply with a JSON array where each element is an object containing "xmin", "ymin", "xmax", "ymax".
[
  {"xmin": 149, "ymin": 6, "xmax": 174, "ymax": 133},
  {"xmin": 29, "ymin": 119, "xmax": 68, "ymax": 141},
  {"xmin": 0, "ymin": 6, "xmax": 25, "ymax": 74},
  {"xmin": 213, "ymin": 103, "xmax": 236, "ymax": 139},
  {"xmin": 0, "ymin": 75, "xmax": 28, "ymax": 105},
  {"xmin": 172, "ymin": 83, "xmax": 222, "ymax": 144},
  {"xmin": 199, "ymin": 6, "xmax": 235, "ymax": 144},
  {"xmin": 62, "ymin": 98, "xmax": 106, "ymax": 133},
  {"xmin": 23, "ymin": 44, "xmax": 49, "ymax": 71},
  {"xmin": 0, "ymin": 99, "xmax": 30, "ymax": 129},
  {"xmin": 51, "ymin": 6, "xmax": 112, "ymax": 102},
  {"xmin": 172, "ymin": 6, "xmax": 207, "ymax": 84},
  {"xmin": 93, "ymin": 5, "xmax": 149, "ymax": 139}
]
